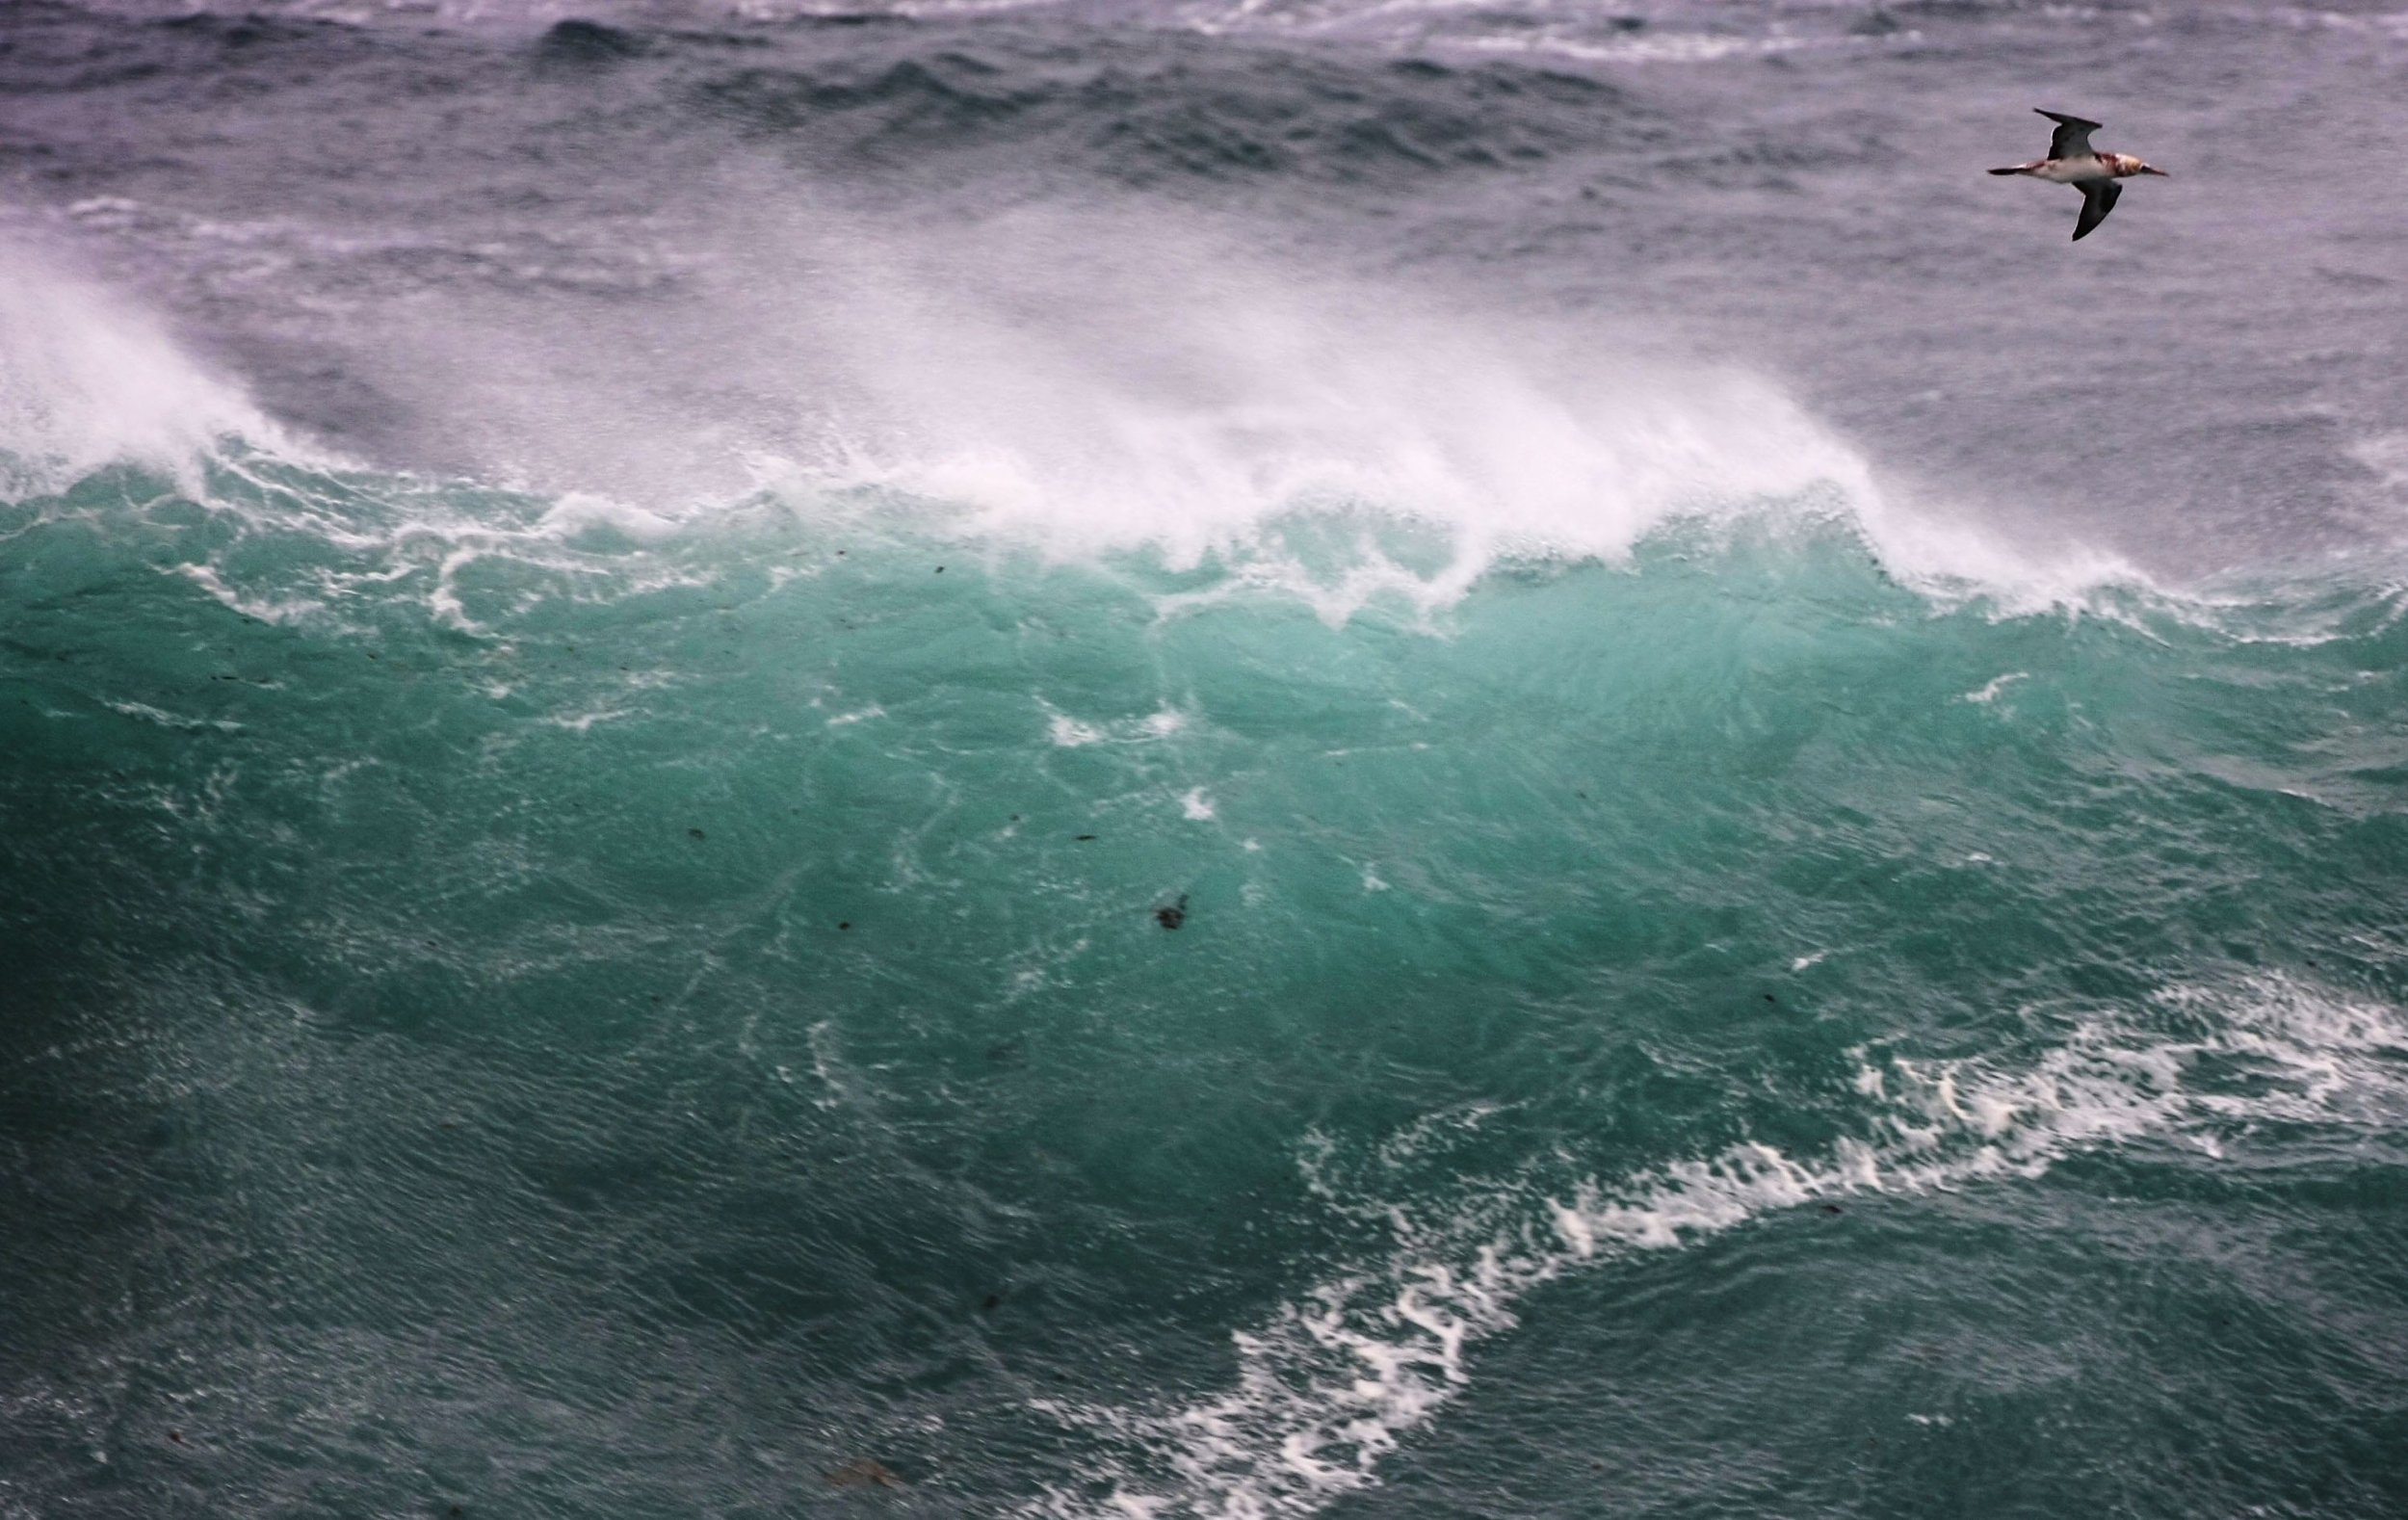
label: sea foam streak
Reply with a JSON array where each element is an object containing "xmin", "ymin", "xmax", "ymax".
[{"xmin": 1028, "ymin": 975, "xmax": 2408, "ymax": 1519}]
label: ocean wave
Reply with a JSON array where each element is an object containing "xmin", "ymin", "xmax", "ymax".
[
  {"xmin": 1, "ymin": 222, "xmax": 2176, "ymax": 623},
  {"xmin": 676, "ymin": 29, "xmax": 1636, "ymax": 186},
  {"xmin": 0, "ymin": 244, "xmax": 290, "ymax": 497},
  {"xmin": 1025, "ymin": 973, "xmax": 2408, "ymax": 1518}
]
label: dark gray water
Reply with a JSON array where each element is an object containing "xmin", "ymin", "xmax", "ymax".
[{"xmin": 4, "ymin": 3, "xmax": 2406, "ymax": 1516}]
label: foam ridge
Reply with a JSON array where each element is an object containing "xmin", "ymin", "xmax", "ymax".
[{"xmin": 1026, "ymin": 974, "xmax": 2408, "ymax": 1519}]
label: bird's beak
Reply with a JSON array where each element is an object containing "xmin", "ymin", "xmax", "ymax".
[{"xmin": 2143, "ymin": 166, "xmax": 2169, "ymax": 176}]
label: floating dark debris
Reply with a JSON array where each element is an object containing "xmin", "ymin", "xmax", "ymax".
[
  {"xmin": 1155, "ymin": 894, "xmax": 1189, "ymax": 930},
  {"xmin": 825, "ymin": 1458, "xmax": 901, "ymax": 1489}
]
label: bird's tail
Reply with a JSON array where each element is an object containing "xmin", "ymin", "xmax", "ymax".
[{"xmin": 1988, "ymin": 162, "xmax": 2042, "ymax": 176}]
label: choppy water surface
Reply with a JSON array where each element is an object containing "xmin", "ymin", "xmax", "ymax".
[{"xmin": 4, "ymin": 3, "xmax": 2406, "ymax": 1516}]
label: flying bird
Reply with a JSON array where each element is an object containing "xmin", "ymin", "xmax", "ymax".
[{"xmin": 1990, "ymin": 110, "xmax": 2167, "ymax": 240}]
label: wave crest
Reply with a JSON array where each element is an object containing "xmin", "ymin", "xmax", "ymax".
[{"xmin": 0, "ymin": 243, "xmax": 283, "ymax": 494}]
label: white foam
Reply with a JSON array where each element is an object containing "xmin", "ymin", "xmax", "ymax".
[
  {"xmin": 0, "ymin": 242, "xmax": 284, "ymax": 493},
  {"xmin": 172, "ymin": 563, "xmax": 327, "ymax": 626},
  {"xmin": 160, "ymin": 460, "xmax": 726, "ymax": 632},
  {"xmin": 1049, "ymin": 714, "xmax": 1107, "ymax": 747},
  {"xmin": 1453, "ymin": 30, "xmax": 1818, "ymax": 66},
  {"xmin": 716, "ymin": 209, "xmax": 2137, "ymax": 620},
  {"xmin": 828, "ymin": 308, "xmax": 1877, "ymax": 595},
  {"xmin": 1029, "ymin": 973, "xmax": 2407, "ymax": 1519},
  {"xmin": 1962, "ymin": 671, "xmax": 2028, "ymax": 704},
  {"xmin": 1045, "ymin": 701, "xmax": 1193, "ymax": 748},
  {"xmin": 535, "ymin": 491, "xmax": 684, "ymax": 544},
  {"xmin": 427, "ymin": 544, "xmax": 487, "ymax": 632},
  {"xmin": 104, "ymin": 698, "xmax": 242, "ymax": 733},
  {"xmin": 4, "ymin": 211, "xmax": 2154, "ymax": 628}
]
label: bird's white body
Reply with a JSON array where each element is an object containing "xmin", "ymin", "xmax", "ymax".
[
  {"xmin": 2029, "ymin": 154, "xmax": 2109, "ymax": 184},
  {"xmin": 1989, "ymin": 113, "xmax": 2166, "ymax": 240},
  {"xmin": 2011, "ymin": 151, "xmax": 2153, "ymax": 185}
]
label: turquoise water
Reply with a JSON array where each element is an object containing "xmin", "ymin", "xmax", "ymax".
[
  {"xmin": 13, "ymin": 0, "xmax": 2408, "ymax": 1511},
  {"xmin": 6, "ymin": 442, "xmax": 2405, "ymax": 1515}
]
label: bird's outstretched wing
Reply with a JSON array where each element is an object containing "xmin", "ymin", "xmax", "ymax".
[
  {"xmin": 2072, "ymin": 180, "xmax": 2121, "ymax": 240},
  {"xmin": 2036, "ymin": 108, "xmax": 2102, "ymax": 160}
]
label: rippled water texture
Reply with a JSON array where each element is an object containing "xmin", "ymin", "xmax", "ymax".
[{"xmin": 4, "ymin": 3, "xmax": 2407, "ymax": 1517}]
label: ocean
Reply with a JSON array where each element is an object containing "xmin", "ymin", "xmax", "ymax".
[{"xmin": 3, "ymin": 2, "xmax": 2406, "ymax": 1516}]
